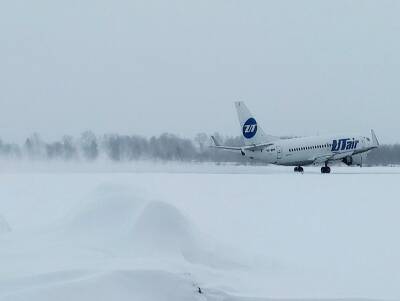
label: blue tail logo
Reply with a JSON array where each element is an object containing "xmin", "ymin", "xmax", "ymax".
[
  {"xmin": 243, "ymin": 118, "xmax": 257, "ymax": 139},
  {"xmin": 331, "ymin": 138, "xmax": 359, "ymax": 152}
]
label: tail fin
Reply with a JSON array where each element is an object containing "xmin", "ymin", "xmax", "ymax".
[{"xmin": 234, "ymin": 101, "xmax": 278, "ymax": 145}]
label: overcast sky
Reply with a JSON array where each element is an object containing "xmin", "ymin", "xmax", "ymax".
[{"xmin": 1, "ymin": 0, "xmax": 399, "ymax": 143}]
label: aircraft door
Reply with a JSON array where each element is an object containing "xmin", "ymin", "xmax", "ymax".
[{"xmin": 276, "ymin": 145, "xmax": 282, "ymax": 160}]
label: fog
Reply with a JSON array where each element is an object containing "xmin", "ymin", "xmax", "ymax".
[
  {"xmin": 0, "ymin": 131, "xmax": 398, "ymax": 166},
  {"xmin": 2, "ymin": 3, "xmax": 400, "ymax": 299},
  {"xmin": 1, "ymin": 1, "xmax": 400, "ymax": 144}
]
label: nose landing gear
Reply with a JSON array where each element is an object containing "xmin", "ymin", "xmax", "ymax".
[{"xmin": 294, "ymin": 166, "xmax": 304, "ymax": 173}]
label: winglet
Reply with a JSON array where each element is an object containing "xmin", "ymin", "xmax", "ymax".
[
  {"xmin": 371, "ymin": 129, "xmax": 379, "ymax": 147},
  {"xmin": 210, "ymin": 135, "xmax": 221, "ymax": 146}
]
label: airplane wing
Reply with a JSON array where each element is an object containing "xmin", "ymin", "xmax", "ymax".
[
  {"xmin": 312, "ymin": 154, "xmax": 334, "ymax": 164},
  {"xmin": 371, "ymin": 129, "xmax": 379, "ymax": 147},
  {"xmin": 312, "ymin": 150, "xmax": 357, "ymax": 164}
]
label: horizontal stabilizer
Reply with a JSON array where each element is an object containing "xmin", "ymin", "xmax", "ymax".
[
  {"xmin": 210, "ymin": 136, "xmax": 274, "ymax": 153},
  {"xmin": 210, "ymin": 136, "xmax": 243, "ymax": 152},
  {"xmin": 211, "ymin": 136, "xmax": 221, "ymax": 147}
]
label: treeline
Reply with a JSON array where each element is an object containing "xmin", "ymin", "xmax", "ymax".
[
  {"xmin": 363, "ymin": 144, "xmax": 400, "ymax": 166},
  {"xmin": 0, "ymin": 132, "xmax": 246, "ymax": 163},
  {"xmin": 0, "ymin": 131, "xmax": 398, "ymax": 166}
]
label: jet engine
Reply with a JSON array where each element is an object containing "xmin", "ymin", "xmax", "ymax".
[{"xmin": 342, "ymin": 154, "xmax": 364, "ymax": 166}]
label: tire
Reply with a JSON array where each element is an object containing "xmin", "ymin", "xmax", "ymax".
[
  {"xmin": 321, "ymin": 166, "xmax": 331, "ymax": 174},
  {"xmin": 294, "ymin": 166, "xmax": 303, "ymax": 173}
]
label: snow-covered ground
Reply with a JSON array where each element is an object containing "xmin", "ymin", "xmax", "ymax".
[{"xmin": 0, "ymin": 162, "xmax": 399, "ymax": 301}]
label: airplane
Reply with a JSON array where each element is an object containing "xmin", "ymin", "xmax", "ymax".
[{"xmin": 211, "ymin": 102, "xmax": 379, "ymax": 173}]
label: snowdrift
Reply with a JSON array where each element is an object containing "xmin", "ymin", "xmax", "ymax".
[
  {"xmin": 62, "ymin": 186, "xmax": 239, "ymax": 269},
  {"xmin": 131, "ymin": 201, "xmax": 238, "ymax": 268},
  {"xmin": 0, "ymin": 270, "xmax": 202, "ymax": 301},
  {"xmin": 1, "ymin": 164, "xmax": 399, "ymax": 300}
]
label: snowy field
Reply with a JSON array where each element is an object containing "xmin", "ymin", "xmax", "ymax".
[{"xmin": 1, "ymin": 162, "xmax": 399, "ymax": 301}]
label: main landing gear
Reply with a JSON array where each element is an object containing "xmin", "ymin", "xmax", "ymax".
[
  {"xmin": 321, "ymin": 162, "xmax": 331, "ymax": 174},
  {"xmin": 294, "ymin": 166, "xmax": 304, "ymax": 173},
  {"xmin": 294, "ymin": 164, "xmax": 331, "ymax": 173}
]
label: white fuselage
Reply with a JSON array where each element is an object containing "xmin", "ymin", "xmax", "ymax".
[{"xmin": 243, "ymin": 135, "xmax": 374, "ymax": 166}]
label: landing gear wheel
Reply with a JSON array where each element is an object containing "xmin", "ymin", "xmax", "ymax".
[
  {"xmin": 321, "ymin": 166, "xmax": 331, "ymax": 174},
  {"xmin": 294, "ymin": 166, "xmax": 304, "ymax": 173}
]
